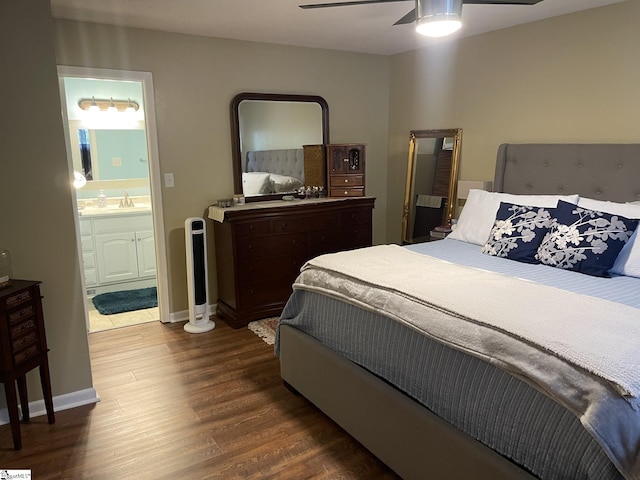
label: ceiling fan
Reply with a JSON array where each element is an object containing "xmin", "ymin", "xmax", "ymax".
[{"xmin": 299, "ymin": 0, "xmax": 543, "ymax": 37}]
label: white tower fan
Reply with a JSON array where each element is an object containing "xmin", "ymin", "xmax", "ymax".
[{"xmin": 184, "ymin": 217, "xmax": 215, "ymax": 333}]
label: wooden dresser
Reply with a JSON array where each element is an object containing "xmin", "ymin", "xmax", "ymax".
[
  {"xmin": 0, "ymin": 280, "xmax": 55, "ymax": 449},
  {"xmin": 210, "ymin": 197, "xmax": 375, "ymax": 328}
]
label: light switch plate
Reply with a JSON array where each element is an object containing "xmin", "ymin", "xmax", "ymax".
[{"xmin": 164, "ymin": 173, "xmax": 175, "ymax": 188}]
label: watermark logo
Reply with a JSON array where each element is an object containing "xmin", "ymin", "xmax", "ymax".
[{"xmin": 0, "ymin": 470, "xmax": 32, "ymax": 480}]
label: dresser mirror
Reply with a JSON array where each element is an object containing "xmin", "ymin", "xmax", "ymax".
[
  {"xmin": 402, "ymin": 129, "xmax": 462, "ymax": 244},
  {"xmin": 230, "ymin": 92, "xmax": 330, "ymax": 202}
]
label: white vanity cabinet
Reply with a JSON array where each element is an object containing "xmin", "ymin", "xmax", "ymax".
[
  {"xmin": 79, "ymin": 218, "xmax": 97, "ymax": 287},
  {"xmin": 80, "ymin": 212, "xmax": 156, "ymax": 292}
]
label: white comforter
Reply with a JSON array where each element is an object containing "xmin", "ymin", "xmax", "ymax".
[{"xmin": 294, "ymin": 244, "xmax": 640, "ymax": 480}]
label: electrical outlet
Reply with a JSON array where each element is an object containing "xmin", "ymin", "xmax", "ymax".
[
  {"xmin": 164, "ymin": 173, "xmax": 175, "ymax": 188},
  {"xmin": 112, "ymin": 157, "xmax": 122, "ymax": 167}
]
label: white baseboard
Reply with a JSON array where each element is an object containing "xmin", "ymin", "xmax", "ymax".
[
  {"xmin": 0, "ymin": 387, "xmax": 100, "ymax": 425},
  {"xmin": 164, "ymin": 303, "xmax": 216, "ymax": 324}
]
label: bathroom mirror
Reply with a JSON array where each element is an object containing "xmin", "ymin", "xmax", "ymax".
[
  {"xmin": 68, "ymin": 121, "xmax": 149, "ymax": 182},
  {"xmin": 230, "ymin": 92, "xmax": 329, "ymax": 201},
  {"xmin": 402, "ymin": 129, "xmax": 462, "ymax": 244}
]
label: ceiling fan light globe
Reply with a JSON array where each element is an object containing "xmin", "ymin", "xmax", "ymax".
[{"xmin": 416, "ymin": 17, "xmax": 462, "ymax": 37}]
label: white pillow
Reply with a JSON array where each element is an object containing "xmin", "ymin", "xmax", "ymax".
[
  {"xmin": 242, "ymin": 172, "xmax": 272, "ymax": 195},
  {"xmin": 448, "ymin": 190, "xmax": 579, "ymax": 246},
  {"xmin": 269, "ymin": 173, "xmax": 303, "ymax": 193},
  {"xmin": 577, "ymin": 198, "xmax": 640, "ymax": 278}
]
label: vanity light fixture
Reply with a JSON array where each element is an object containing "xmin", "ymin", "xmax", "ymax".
[
  {"xmin": 78, "ymin": 97, "xmax": 140, "ymax": 113},
  {"xmin": 415, "ymin": 0, "xmax": 463, "ymax": 37}
]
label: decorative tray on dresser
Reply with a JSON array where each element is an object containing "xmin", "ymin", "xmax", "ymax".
[{"xmin": 209, "ymin": 196, "xmax": 375, "ymax": 328}]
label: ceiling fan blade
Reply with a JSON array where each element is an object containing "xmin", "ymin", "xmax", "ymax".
[
  {"xmin": 462, "ymin": 0, "xmax": 542, "ymax": 4},
  {"xmin": 393, "ymin": 9, "xmax": 416, "ymax": 25},
  {"xmin": 300, "ymin": 0, "xmax": 409, "ymax": 9}
]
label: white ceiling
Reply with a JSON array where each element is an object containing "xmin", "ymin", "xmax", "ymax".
[{"xmin": 50, "ymin": 0, "xmax": 625, "ymax": 56}]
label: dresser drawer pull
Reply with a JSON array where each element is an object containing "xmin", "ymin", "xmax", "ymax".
[
  {"xmin": 344, "ymin": 179, "xmax": 349, "ymax": 183},
  {"xmin": 8, "ymin": 305, "xmax": 34, "ymax": 325},
  {"xmin": 6, "ymin": 290, "xmax": 31, "ymax": 308},
  {"xmin": 249, "ymin": 225, "xmax": 255, "ymax": 232},
  {"xmin": 344, "ymin": 190, "xmax": 349, "ymax": 195},
  {"xmin": 281, "ymin": 222, "xmax": 288, "ymax": 230}
]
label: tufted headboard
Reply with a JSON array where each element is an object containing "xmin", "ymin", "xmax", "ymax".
[
  {"xmin": 245, "ymin": 149, "xmax": 305, "ymax": 182},
  {"xmin": 494, "ymin": 144, "xmax": 640, "ymax": 203}
]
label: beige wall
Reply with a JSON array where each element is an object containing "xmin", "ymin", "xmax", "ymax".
[
  {"xmin": 386, "ymin": 1, "xmax": 640, "ymax": 243},
  {"xmin": 54, "ymin": 21, "xmax": 390, "ymax": 314},
  {"xmin": 0, "ymin": 0, "xmax": 93, "ymax": 406}
]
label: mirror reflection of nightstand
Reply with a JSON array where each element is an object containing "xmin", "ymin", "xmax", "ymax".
[{"xmin": 429, "ymin": 230, "xmax": 449, "ymax": 241}]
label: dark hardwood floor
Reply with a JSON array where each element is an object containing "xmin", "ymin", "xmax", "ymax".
[{"xmin": 0, "ymin": 318, "xmax": 399, "ymax": 479}]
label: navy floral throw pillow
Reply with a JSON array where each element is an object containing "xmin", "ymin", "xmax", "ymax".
[
  {"xmin": 482, "ymin": 202, "xmax": 554, "ymax": 263},
  {"xmin": 536, "ymin": 200, "xmax": 639, "ymax": 277}
]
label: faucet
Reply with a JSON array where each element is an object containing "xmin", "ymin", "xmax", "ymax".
[{"xmin": 119, "ymin": 189, "xmax": 135, "ymax": 208}]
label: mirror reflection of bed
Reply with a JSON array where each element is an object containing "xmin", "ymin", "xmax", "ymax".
[{"xmin": 231, "ymin": 92, "xmax": 329, "ymax": 201}]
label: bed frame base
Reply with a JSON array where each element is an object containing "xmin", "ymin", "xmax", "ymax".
[{"xmin": 279, "ymin": 325, "xmax": 536, "ymax": 480}]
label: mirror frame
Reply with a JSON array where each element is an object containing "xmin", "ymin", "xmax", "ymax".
[
  {"xmin": 402, "ymin": 128, "xmax": 462, "ymax": 244},
  {"xmin": 230, "ymin": 92, "xmax": 330, "ymax": 201}
]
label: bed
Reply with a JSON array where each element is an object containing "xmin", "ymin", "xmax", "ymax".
[
  {"xmin": 242, "ymin": 149, "xmax": 305, "ymax": 195},
  {"xmin": 276, "ymin": 143, "xmax": 640, "ymax": 480}
]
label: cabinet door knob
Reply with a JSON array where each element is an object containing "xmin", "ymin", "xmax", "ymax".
[
  {"xmin": 344, "ymin": 191, "xmax": 349, "ymax": 195},
  {"xmin": 344, "ymin": 179, "xmax": 349, "ymax": 183}
]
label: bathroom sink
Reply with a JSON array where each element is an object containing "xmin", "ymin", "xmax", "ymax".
[{"xmin": 78, "ymin": 205, "xmax": 151, "ymax": 216}]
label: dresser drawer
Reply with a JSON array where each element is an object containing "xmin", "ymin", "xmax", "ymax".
[
  {"xmin": 237, "ymin": 256, "xmax": 303, "ymax": 284},
  {"xmin": 2, "ymin": 288, "xmax": 32, "ymax": 310},
  {"xmin": 10, "ymin": 317, "xmax": 36, "ymax": 339},
  {"xmin": 341, "ymin": 226, "xmax": 372, "ymax": 249},
  {"xmin": 330, "ymin": 175, "xmax": 364, "ymax": 187},
  {"xmin": 341, "ymin": 208, "xmax": 372, "ymax": 226},
  {"xmin": 7, "ymin": 304, "xmax": 35, "ymax": 326},
  {"xmin": 13, "ymin": 343, "xmax": 41, "ymax": 366},
  {"xmin": 309, "ymin": 228, "xmax": 342, "ymax": 255},
  {"xmin": 272, "ymin": 213, "xmax": 338, "ymax": 234},
  {"xmin": 330, "ymin": 187, "xmax": 364, "ymax": 198},
  {"xmin": 236, "ymin": 221, "xmax": 270, "ymax": 238},
  {"xmin": 239, "ymin": 279, "xmax": 295, "ymax": 308},
  {"xmin": 236, "ymin": 233, "xmax": 308, "ymax": 260}
]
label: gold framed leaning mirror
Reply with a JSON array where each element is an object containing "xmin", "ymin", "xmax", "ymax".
[
  {"xmin": 230, "ymin": 92, "xmax": 329, "ymax": 202},
  {"xmin": 402, "ymin": 129, "xmax": 462, "ymax": 244}
]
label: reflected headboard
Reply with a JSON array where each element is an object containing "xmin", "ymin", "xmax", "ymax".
[{"xmin": 494, "ymin": 144, "xmax": 640, "ymax": 203}]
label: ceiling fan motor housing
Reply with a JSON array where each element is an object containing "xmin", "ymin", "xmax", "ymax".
[{"xmin": 416, "ymin": 0, "xmax": 463, "ymax": 23}]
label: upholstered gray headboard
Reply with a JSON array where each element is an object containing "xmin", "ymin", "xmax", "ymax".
[
  {"xmin": 245, "ymin": 149, "xmax": 305, "ymax": 181},
  {"xmin": 494, "ymin": 144, "xmax": 640, "ymax": 203}
]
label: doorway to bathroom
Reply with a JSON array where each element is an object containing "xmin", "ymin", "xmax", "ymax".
[{"xmin": 58, "ymin": 66, "xmax": 169, "ymax": 332}]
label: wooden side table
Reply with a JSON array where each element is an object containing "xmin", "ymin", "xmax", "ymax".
[{"xmin": 0, "ymin": 280, "xmax": 55, "ymax": 449}]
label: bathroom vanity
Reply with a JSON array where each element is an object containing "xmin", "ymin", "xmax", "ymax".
[
  {"xmin": 209, "ymin": 197, "xmax": 375, "ymax": 328},
  {"xmin": 79, "ymin": 208, "xmax": 156, "ymax": 295}
]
